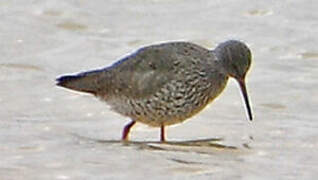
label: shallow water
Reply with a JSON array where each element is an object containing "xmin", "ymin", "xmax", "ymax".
[{"xmin": 1, "ymin": 0, "xmax": 318, "ymax": 179}]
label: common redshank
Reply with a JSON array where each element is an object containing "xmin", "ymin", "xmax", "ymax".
[{"xmin": 56, "ymin": 40, "xmax": 253, "ymax": 142}]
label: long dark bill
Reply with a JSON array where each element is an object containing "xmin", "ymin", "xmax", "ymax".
[{"xmin": 237, "ymin": 78, "xmax": 253, "ymax": 121}]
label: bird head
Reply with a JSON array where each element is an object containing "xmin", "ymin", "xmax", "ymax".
[{"xmin": 215, "ymin": 40, "xmax": 253, "ymax": 121}]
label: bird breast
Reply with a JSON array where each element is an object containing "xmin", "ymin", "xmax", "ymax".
[{"xmin": 105, "ymin": 70, "xmax": 228, "ymax": 127}]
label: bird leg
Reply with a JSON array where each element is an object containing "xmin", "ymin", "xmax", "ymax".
[
  {"xmin": 160, "ymin": 125, "xmax": 166, "ymax": 142},
  {"xmin": 122, "ymin": 120, "xmax": 136, "ymax": 141}
]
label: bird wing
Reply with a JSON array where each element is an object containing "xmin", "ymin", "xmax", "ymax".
[
  {"xmin": 105, "ymin": 45, "xmax": 178, "ymax": 99},
  {"xmin": 95, "ymin": 42, "xmax": 211, "ymax": 99}
]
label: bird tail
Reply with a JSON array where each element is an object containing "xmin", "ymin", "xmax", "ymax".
[{"xmin": 56, "ymin": 70, "xmax": 101, "ymax": 94}]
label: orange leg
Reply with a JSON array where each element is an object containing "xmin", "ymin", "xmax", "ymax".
[
  {"xmin": 160, "ymin": 125, "xmax": 166, "ymax": 142},
  {"xmin": 122, "ymin": 121, "xmax": 136, "ymax": 141}
]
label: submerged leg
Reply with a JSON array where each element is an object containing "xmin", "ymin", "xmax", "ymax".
[
  {"xmin": 160, "ymin": 125, "xmax": 166, "ymax": 142},
  {"xmin": 122, "ymin": 121, "xmax": 136, "ymax": 141}
]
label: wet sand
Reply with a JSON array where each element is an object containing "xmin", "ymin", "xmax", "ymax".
[{"xmin": 1, "ymin": 0, "xmax": 318, "ymax": 179}]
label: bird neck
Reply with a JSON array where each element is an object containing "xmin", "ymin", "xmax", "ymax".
[{"xmin": 209, "ymin": 50, "xmax": 228, "ymax": 76}]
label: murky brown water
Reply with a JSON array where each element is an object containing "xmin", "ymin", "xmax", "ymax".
[{"xmin": 1, "ymin": 0, "xmax": 317, "ymax": 179}]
